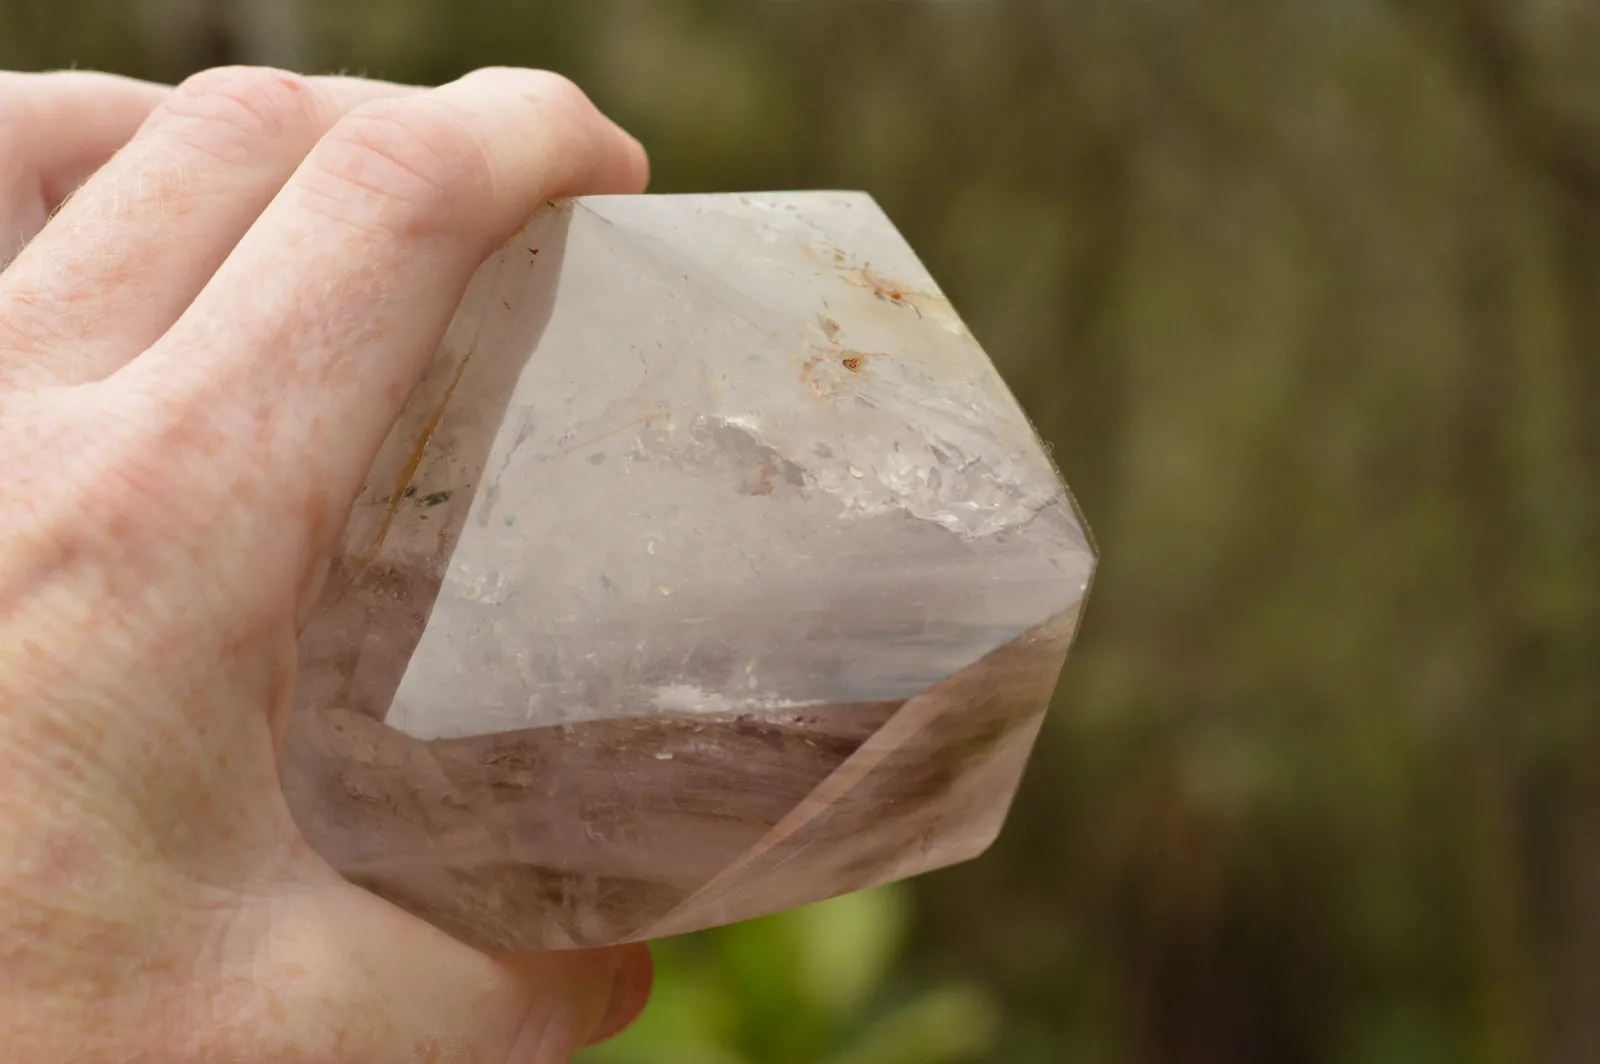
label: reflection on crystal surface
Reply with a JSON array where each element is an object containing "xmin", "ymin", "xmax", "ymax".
[{"xmin": 287, "ymin": 192, "xmax": 1095, "ymax": 951}]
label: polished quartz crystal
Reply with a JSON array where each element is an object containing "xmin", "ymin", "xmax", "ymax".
[{"xmin": 284, "ymin": 192, "xmax": 1096, "ymax": 952}]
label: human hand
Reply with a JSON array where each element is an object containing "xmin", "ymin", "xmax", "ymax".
[{"xmin": 0, "ymin": 67, "xmax": 652, "ymax": 1062}]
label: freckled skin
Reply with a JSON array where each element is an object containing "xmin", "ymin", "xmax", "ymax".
[{"xmin": 0, "ymin": 66, "xmax": 651, "ymax": 1063}]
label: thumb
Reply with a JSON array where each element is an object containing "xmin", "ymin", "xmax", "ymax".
[
  {"xmin": 498, "ymin": 945, "xmax": 655, "ymax": 1061},
  {"xmin": 243, "ymin": 877, "xmax": 651, "ymax": 1063}
]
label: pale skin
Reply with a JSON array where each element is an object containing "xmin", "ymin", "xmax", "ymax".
[{"xmin": 0, "ymin": 66, "xmax": 654, "ymax": 1062}]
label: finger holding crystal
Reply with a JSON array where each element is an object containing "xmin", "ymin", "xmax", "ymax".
[
  {"xmin": 120, "ymin": 68, "xmax": 647, "ymax": 593},
  {"xmin": 0, "ymin": 69, "xmax": 419, "ymax": 388}
]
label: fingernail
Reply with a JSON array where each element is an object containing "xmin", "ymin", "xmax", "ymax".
[{"xmin": 584, "ymin": 947, "xmax": 654, "ymax": 1047}]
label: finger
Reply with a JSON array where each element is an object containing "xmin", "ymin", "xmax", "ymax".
[
  {"xmin": 0, "ymin": 67, "xmax": 420, "ymax": 389},
  {"xmin": 578, "ymin": 943, "xmax": 654, "ymax": 1048},
  {"xmin": 251, "ymin": 881, "xmax": 650, "ymax": 1064},
  {"xmin": 0, "ymin": 71, "xmax": 167, "ymax": 265},
  {"xmin": 508, "ymin": 943, "xmax": 654, "ymax": 1059},
  {"xmin": 123, "ymin": 66, "xmax": 647, "ymax": 564}
]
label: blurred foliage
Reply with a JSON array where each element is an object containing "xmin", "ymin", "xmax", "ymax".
[
  {"xmin": 585, "ymin": 884, "xmax": 998, "ymax": 1064},
  {"xmin": 5, "ymin": 0, "xmax": 1599, "ymax": 1061}
]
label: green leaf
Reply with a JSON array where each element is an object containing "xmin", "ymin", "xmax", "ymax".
[
  {"xmin": 792, "ymin": 884, "xmax": 913, "ymax": 1020},
  {"xmin": 712, "ymin": 912, "xmax": 830, "ymax": 1062},
  {"xmin": 816, "ymin": 984, "xmax": 1001, "ymax": 1064},
  {"xmin": 579, "ymin": 1040, "xmax": 748, "ymax": 1064},
  {"xmin": 578, "ymin": 944, "xmax": 744, "ymax": 1064}
]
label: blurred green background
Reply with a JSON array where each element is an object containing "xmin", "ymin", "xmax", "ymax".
[{"xmin": 6, "ymin": 1, "xmax": 1598, "ymax": 1061}]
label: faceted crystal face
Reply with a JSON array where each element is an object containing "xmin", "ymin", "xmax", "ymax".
[{"xmin": 285, "ymin": 192, "xmax": 1095, "ymax": 952}]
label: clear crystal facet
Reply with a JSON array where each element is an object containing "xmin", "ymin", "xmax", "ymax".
[{"xmin": 285, "ymin": 192, "xmax": 1095, "ymax": 952}]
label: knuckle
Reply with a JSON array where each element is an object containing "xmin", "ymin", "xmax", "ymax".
[
  {"xmin": 530, "ymin": 71, "xmax": 597, "ymax": 118},
  {"xmin": 475, "ymin": 67, "xmax": 591, "ymax": 113},
  {"xmin": 449, "ymin": 68, "xmax": 627, "ymax": 191},
  {"xmin": 153, "ymin": 66, "xmax": 319, "ymax": 162},
  {"xmin": 462, "ymin": 68, "xmax": 598, "ymax": 138},
  {"xmin": 305, "ymin": 98, "xmax": 494, "ymax": 235}
]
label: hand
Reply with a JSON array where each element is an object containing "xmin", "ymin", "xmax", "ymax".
[{"xmin": 0, "ymin": 67, "xmax": 652, "ymax": 1062}]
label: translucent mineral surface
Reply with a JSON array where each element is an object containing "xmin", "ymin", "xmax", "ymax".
[{"xmin": 285, "ymin": 192, "xmax": 1095, "ymax": 951}]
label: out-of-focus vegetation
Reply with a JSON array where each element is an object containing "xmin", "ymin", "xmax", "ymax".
[
  {"xmin": 6, "ymin": 1, "xmax": 1598, "ymax": 1061},
  {"xmin": 586, "ymin": 883, "xmax": 1001, "ymax": 1064}
]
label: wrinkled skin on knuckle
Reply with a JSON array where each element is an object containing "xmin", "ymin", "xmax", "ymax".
[
  {"xmin": 303, "ymin": 98, "xmax": 497, "ymax": 242},
  {"xmin": 151, "ymin": 66, "xmax": 319, "ymax": 166}
]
